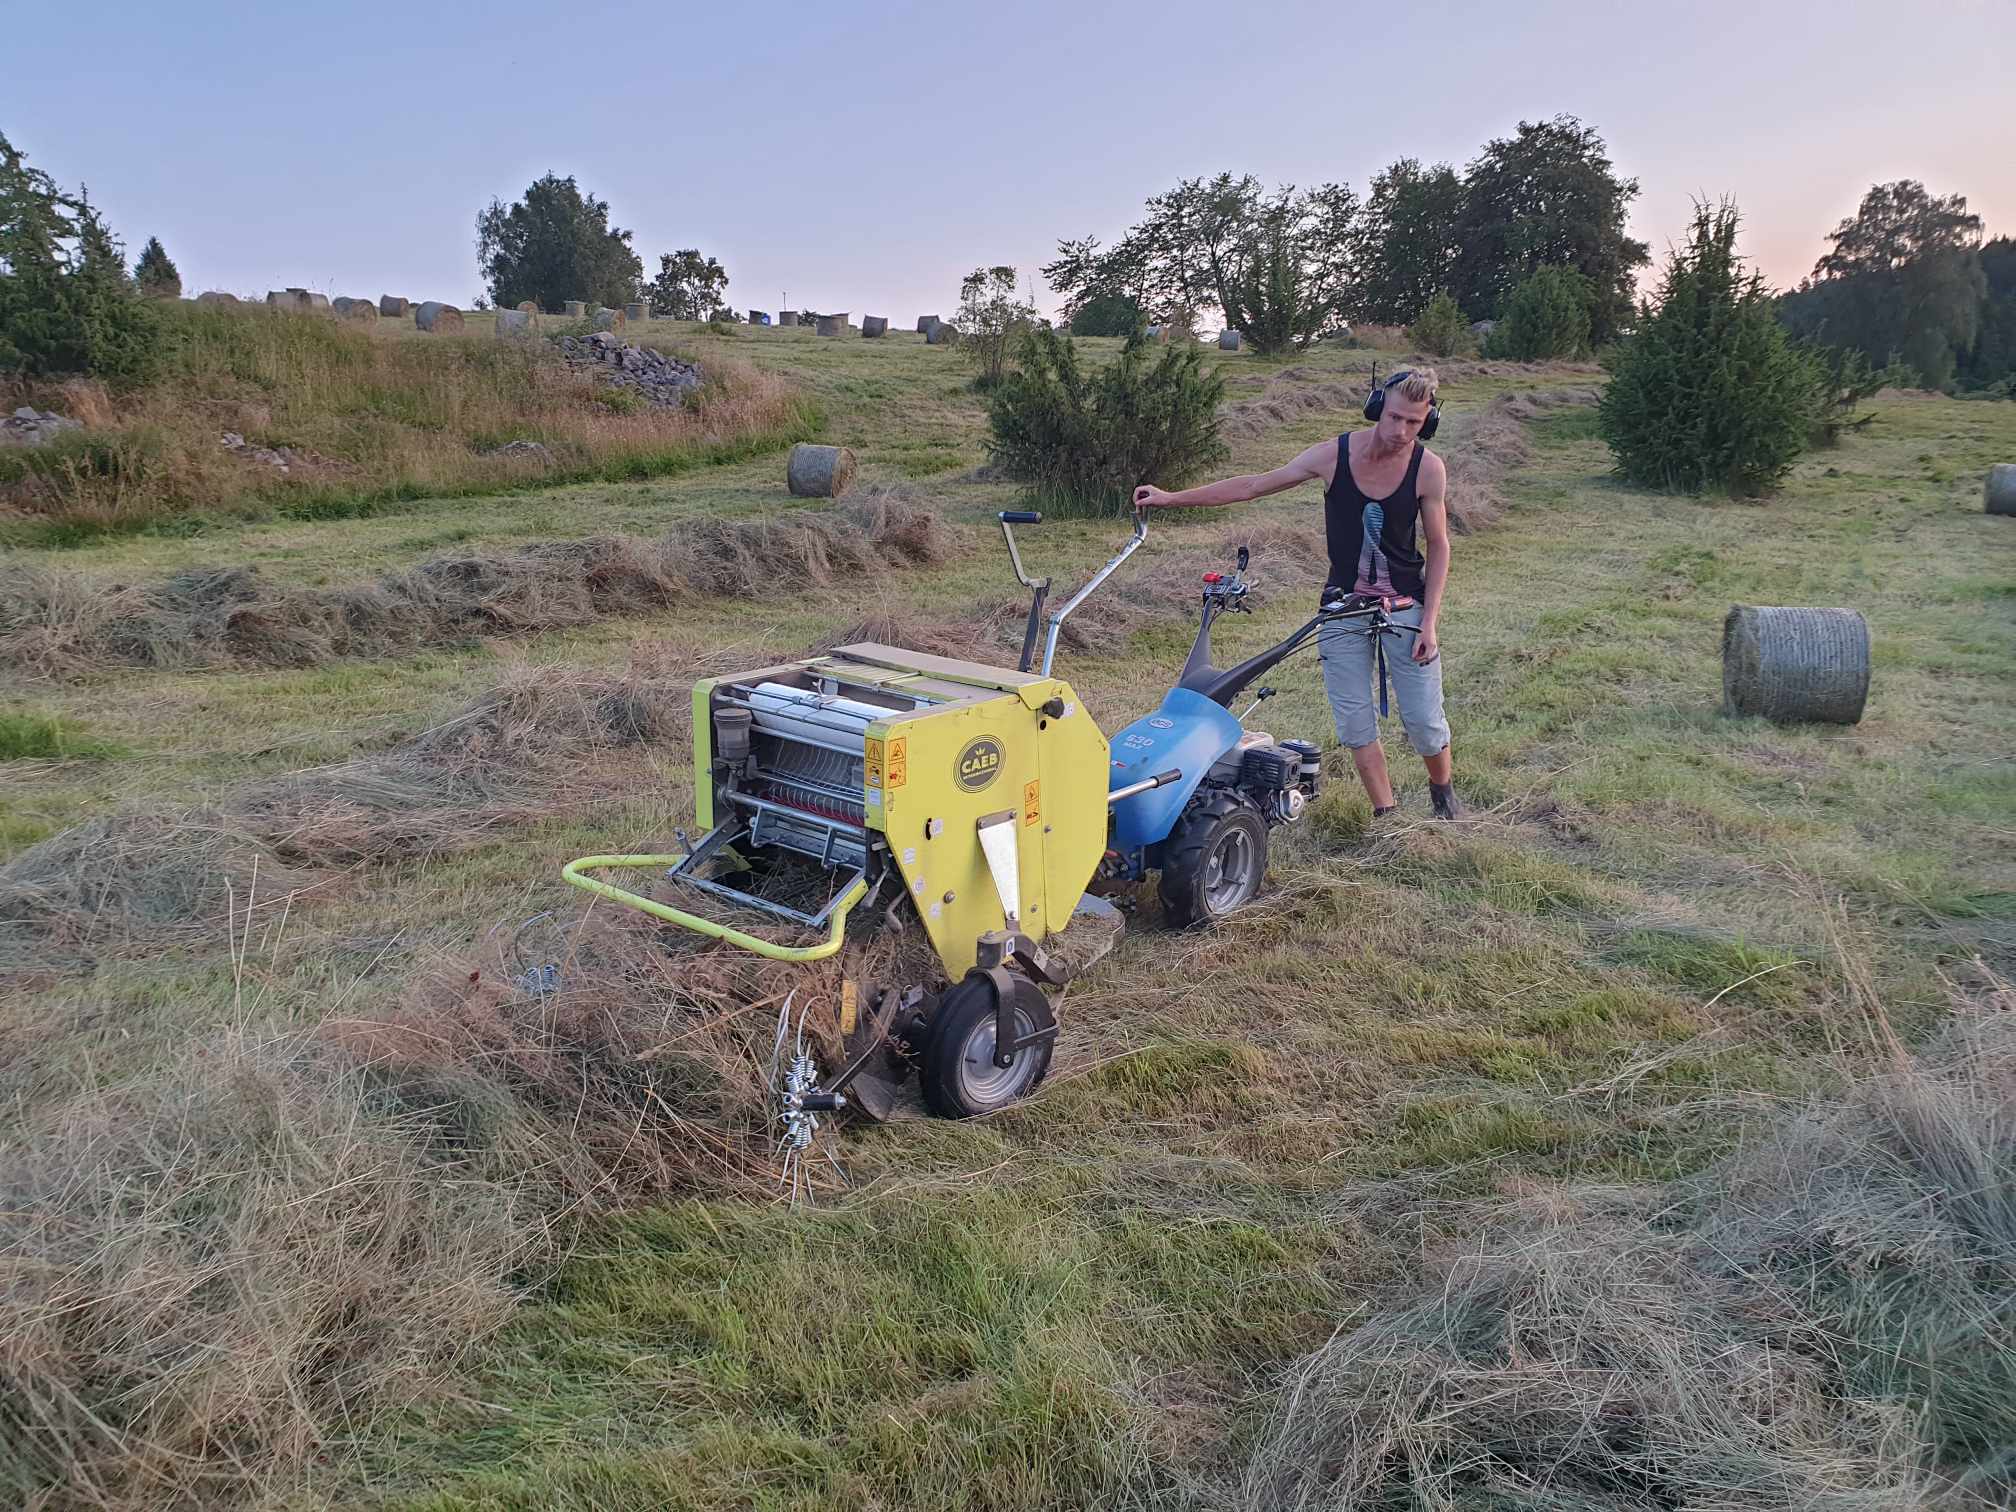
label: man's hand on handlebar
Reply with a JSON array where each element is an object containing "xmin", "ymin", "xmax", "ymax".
[{"xmin": 1133, "ymin": 484, "xmax": 1172, "ymax": 511}]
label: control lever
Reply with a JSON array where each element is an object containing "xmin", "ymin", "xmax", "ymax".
[
  {"xmin": 1237, "ymin": 686, "xmax": 1277, "ymax": 723},
  {"xmin": 1237, "ymin": 544, "xmax": 1250, "ymax": 572}
]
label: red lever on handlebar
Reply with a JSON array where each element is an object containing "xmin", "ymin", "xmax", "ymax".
[{"xmin": 1202, "ymin": 572, "xmax": 1222, "ymax": 584}]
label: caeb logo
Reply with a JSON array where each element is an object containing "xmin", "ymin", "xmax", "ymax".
[{"xmin": 955, "ymin": 736, "xmax": 1004, "ymax": 792}]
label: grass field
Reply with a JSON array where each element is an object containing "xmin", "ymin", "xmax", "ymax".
[{"xmin": 1, "ymin": 315, "xmax": 2011, "ymax": 1510}]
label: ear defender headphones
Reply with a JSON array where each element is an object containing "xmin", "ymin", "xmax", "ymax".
[{"xmin": 1363, "ymin": 368, "xmax": 1441, "ymax": 440}]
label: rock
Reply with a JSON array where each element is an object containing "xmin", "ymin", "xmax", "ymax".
[
  {"xmin": 565, "ymin": 301, "xmax": 588, "ymax": 318},
  {"xmin": 625, "ymin": 302, "xmax": 650, "ymax": 321},
  {"xmin": 495, "ymin": 309, "xmax": 534, "ymax": 337},
  {"xmin": 1219, "ymin": 330, "xmax": 1241, "ymax": 350},
  {"xmin": 862, "ymin": 316, "xmax": 888, "ymax": 337},
  {"xmin": 787, "ymin": 443, "xmax": 857, "ymax": 498},
  {"xmin": 1, "ymin": 408, "xmax": 83, "ymax": 448},
  {"xmin": 916, "ymin": 315, "xmax": 940, "ymax": 333},
  {"xmin": 196, "ymin": 291, "xmax": 239, "ymax": 306},
  {"xmin": 415, "ymin": 301, "xmax": 464, "ymax": 333},
  {"xmin": 553, "ymin": 333, "xmax": 704, "ymax": 408},
  {"xmin": 486, "ymin": 440, "xmax": 553, "ymax": 463},
  {"xmin": 778, "ymin": 310, "xmax": 800, "ymax": 327},
  {"xmin": 219, "ymin": 431, "xmax": 295, "ymax": 472}
]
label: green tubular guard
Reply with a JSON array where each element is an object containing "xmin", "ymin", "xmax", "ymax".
[{"xmin": 561, "ymin": 854, "xmax": 868, "ymax": 962}]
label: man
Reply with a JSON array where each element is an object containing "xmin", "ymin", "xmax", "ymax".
[{"xmin": 1132, "ymin": 368, "xmax": 1464, "ymax": 820}]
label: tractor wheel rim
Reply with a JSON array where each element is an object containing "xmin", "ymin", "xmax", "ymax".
[
  {"xmin": 1203, "ymin": 824, "xmax": 1257, "ymax": 913},
  {"xmin": 958, "ymin": 1007, "xmax": 1038, "ymax": 1104}
]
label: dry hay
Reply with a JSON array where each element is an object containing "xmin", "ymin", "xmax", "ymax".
[
  {"xmin": 1239, "ymin": 984, "xmax": 2016, "ymax": 1511},
  {"xmin": 0, "ymin": 664, "xmax": 688, "ymax": 978},
  {"xmin": 0, "ymin": 490, "xmax": 955, "ymax": 683},
  {"xmin": 0, "ymin": 1030, "xmax": 540, "ymax": 1511}
]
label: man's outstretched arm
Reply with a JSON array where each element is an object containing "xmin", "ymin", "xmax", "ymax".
[{"xmin": 1133, "ymin": 441, "xmax": 1331, "ymax": 510}]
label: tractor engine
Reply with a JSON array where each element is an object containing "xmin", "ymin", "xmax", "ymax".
[{"xmin": 1203, "ymin": 733, "xmax": 1322, "ymax": 826}]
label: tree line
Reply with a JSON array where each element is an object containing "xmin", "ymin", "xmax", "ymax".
[
  {"xmin": 476, "ymin": 173, "xmax": 731, "ymax": 320},
  {"xmin": 1044, "ymin": 116, "xmax": 1648, "ymax": 352}
]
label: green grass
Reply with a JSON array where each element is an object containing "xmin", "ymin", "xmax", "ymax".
[{"xmin": 3, "ymin": 328, "xmax": 2012, "ymax": 1508}]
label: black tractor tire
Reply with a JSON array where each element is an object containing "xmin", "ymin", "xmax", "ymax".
[
  {"xmin": 1159, "ymin": 791, "xmax": 1270, "ymax": 928},
  {"xmin": 918, "ymin": 972, "xmax": 1055, "ymax": 1119}
]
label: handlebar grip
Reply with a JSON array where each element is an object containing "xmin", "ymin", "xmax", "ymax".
[{"xmin": 998, "ymin": 510, "xmax": 1042, "ymax": 525}]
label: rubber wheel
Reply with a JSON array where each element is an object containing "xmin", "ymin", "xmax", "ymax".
[
  {"xmin": 918, "ymin": 973, "xmax": 1055, "ymax": 1119},
  {"xmin": 1159, "ymin": 792, "xmax": 1269, "ymax": 927}
]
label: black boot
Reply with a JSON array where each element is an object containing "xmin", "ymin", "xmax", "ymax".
[{"xmin": 1429, "ymin": 782, "xmax": 1466, "ymax": 820}]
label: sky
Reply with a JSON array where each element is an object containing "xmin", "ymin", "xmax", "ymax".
[{"xmin": 8, "ymin": 0, "xmax": 2013, "ymax": 324}]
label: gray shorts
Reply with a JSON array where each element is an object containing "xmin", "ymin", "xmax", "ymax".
[{"xmin": 1317, "ymin": 602, "xmax": 1451, "ymax": 755}]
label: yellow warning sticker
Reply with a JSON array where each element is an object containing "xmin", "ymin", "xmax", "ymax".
[
  {"xmin": 1023, "ymin": 779, "xmax": 1041, "ymax": 825},
  {"xmin": 864, "ymin": 737, "xmax": 884, "ymax": 789},
  {"xmin": 887, "ymin": 736, "xmax": 908, "ymax": 790}
]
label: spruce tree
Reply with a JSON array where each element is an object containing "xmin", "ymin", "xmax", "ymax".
[
  {"xmin": 1599, "ymin": 202, "xmax": 1821, "ymax": 496},
  {"xmin": 133, "ymin": 236, "xmax": 181, "ymax": 298}
]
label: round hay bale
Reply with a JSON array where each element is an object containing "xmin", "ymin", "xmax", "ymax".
[
  {"xmin": 196, "ymin": 291, "xmax": 239, "ymax": 306},
  {"xmin": 1219, "ymin": 329, "xmax": 1241, "ymax": 350},
  {"xmin": 779, "ymin": 310, "xmax": 800, "ymax": 327},
  {"xmin": 625, "ymin": 302, "xmax": 649, "ymax": 321},
  {"xmin": 816, "ymin": 315, "xmax": 844, "ymax": 337},
  {"xmin": 516, "ymin": 300, "xmax": 538, "ymax": 315},
  {"xmin": 925, "ymin": 321, "xmax": 958, "ymax": 346},
  {"xmin": 564, "ymin": 300, "xmax": 588, "ymax": 318},
  {"xmin": 862, "ymin": 316, "xmax": 888, "ymax": 338},
  {"xmin": 414, "ymin": 301, "xmax": 464, "ymax": 333},
  {"xmin": 331, "ymin": 297, "xmax": 379, "ymax": 321},
  {"xmin": 1721, "ymin": 606, "xmax": 1870, "ymax": 725},
  {"xmin": 748, "ymin": 309, "xmax": 770, "ymax": 325},
  {"xmin": 494, "ymin": 309, "xmax": 533, "ymax": 337},
  {"xmin": 787, "ymin": 443, "xmax": 857, "ymax": 498},
  {"xmin": 916, "ymin": 315, "xmax": 939, "ymax": 333},
  {"xmin": 1986, "ymin": 464, "xmax": 2016, "ymax": 516},
  {"xmin": 593, "ymin": 307, "xmax": 625, "ymax": 332},
  {"xmin": 379, "ymin": 295, "xmax": 410, "ymax": 317}
]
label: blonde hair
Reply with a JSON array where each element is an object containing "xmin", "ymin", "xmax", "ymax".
[{"xmin": 1394, "ymin": 368, "xmax": 1439, "ymax": 406}]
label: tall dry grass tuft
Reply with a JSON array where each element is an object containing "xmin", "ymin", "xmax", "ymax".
[
  {"xmin": 1239, "ymin": 976, "xmax": 2016, "ymax": 1511},
  {"xmin": 0, "ymin": 303, "xmax": 816, "ymax": 535}
]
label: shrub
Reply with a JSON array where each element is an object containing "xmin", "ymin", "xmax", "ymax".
[
  {"xmin": 1405, "ymin": 291, "xmax": 1471, "ymax": 357},
  {"xmin": 1069, "ymin": 292, "xmax": 1143, "ymax": 337},
  {"xmin": 1484, "ymin": 264, "xmax": 1592, "ymax": 360},
  {"xmin": 985, "ymin": 325, "xmax": 1227, "ymax": 518},
  {"xmin": 957, "ymin": 265, "xmax": 1037, "ymax": 390},
  {"xmin": 1599, "ymin": 202, "xmax": 1822, "ymax": 495},
  {"xmin": 0, "ymin": 132, "xmax": 161, "ymax": 387}
]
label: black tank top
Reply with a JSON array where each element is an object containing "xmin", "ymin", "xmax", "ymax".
[{"xmin": 1323, "ymin": 435, "xmax": 1426, "ymax": 598}]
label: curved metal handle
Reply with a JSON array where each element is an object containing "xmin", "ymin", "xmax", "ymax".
[
  {"xmin": 562, "ymin": 854, "xmax": 868, "ymax": 962},
  {"xmin": 1037, "ymin": 511, "xmax": 1150, "ymax": 676}
]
